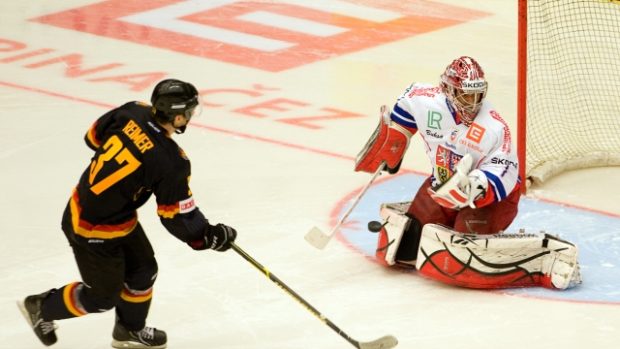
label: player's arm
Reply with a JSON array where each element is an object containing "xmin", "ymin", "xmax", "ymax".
[
  {"xmin": 83, "ymin": 104, "xmax": 130, "ymax": 150},
  {"xmin": 158, "ymin": 205, "xmax": 236, "ymax": 252},
  {"xmin": 84, "ymin": 102, "xmax": 135, "ymax": 150},
  {"xmin": 429, "ymin": 133, "xmax": 519, "ymax": 210},
  {"xmin": 426, "ymin": 154, "xmax": 489, "ymax": 209},
  {"xmin": 154, "ymin": 165, "xmax": 236, "ymax": 252},
  {"xmin": 474, "ymin": 135, "xmax": 520, "ymax": 207},
  {"xmin": 478, "ymin": 163, "xmax": 519, "ymax": 205},
  {"xmin": 84, "ymin": 110, "xmax": 116, "ymax": 150},
  {"xmin": 355, "ymin": 103, "xmax": 417, "ymax": 174}
]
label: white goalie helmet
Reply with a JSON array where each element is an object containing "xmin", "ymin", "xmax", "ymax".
[{"xmin": 440, "ymin": 56, "xmax": 488, "ymax": 126}]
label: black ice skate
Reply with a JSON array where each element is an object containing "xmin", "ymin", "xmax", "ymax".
[
  {"xmin": 112, "ymin": 321, "xmax": 167, "ymax": 349},
  {"xmin": 17, "ymin": 291, "xmax": 58, "ymax": 346}
]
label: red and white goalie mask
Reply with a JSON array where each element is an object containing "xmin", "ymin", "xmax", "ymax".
[{"xmin": 440, "ymin": 56, "xmax": 488, "ymax": 126}]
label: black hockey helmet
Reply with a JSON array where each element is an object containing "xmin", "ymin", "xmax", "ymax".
[{"xmin": 150, "ymin": 79, "xmax": 200, "ymax": 122}]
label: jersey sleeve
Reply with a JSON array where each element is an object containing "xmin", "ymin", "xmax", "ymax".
[
  {"xmin": 84, "ymin": 102, "xmax": 132, "ymax": 150},
  {"xmin": 152, "ymin": 153, "xmax": 209, "ymax": 244},
  {"xmin": 477, "ymin": 126, "xmax": 519, "ymax": 204},
  {"xmin": 389, "ymin": 84, "xmax": 419, "ymax": 131}
]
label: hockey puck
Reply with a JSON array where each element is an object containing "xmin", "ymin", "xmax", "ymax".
[{"xmin": 367, "ymin": 221, "xmax": 384, "ymax": 233}]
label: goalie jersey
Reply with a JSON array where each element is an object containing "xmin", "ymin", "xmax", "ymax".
[
  {"xmin": 391, "ymin": 83, "xmax": 520, "ymax": 203},
  {"xmin": 68, "ymin": 101, "xmax": 206, "ymax": 243}
]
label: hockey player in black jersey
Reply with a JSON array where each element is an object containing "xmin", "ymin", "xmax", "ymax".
[{"xmin": 18, "ymin": 79, "xmax": 237, "ymax": 348}]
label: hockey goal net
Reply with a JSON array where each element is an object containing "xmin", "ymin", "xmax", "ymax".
[{"xmin": 517, "ymin": 0, "xmax": 620, "ymax": 187}]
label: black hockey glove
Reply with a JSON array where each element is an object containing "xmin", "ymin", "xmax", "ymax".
[{"xmin": 189, "ymin": 223, "xmax": 237, "ymax": 252}]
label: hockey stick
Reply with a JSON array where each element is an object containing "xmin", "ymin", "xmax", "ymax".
[
  {"xmin": 304, "ymin": 162, "xmax": 385, "ymax": 249},
  {"xmin": 231, "ymin": 242, "xmax": 398, "ymax": 349}
]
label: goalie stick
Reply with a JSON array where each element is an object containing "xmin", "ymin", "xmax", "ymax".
[
  {"xmin": 304, "ymin": 162, "xmax": 385, "ymax": 249},
  {"xmin": 231, "ymin": 242, "xmax": 398, "ymax": 349}
]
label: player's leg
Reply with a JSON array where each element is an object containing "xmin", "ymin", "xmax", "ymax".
[
  {"xmin": 18, "ymin": 204, "xmax": 125, "ymax": 346},
  {"xmin": 400, "ymin": 177, "xmax": 457, "ymax": 260},
  {"xmin": 112, "ymin": 224, "xmax": 166, "ymax": 349},
  {"xmin": 375, "ymin": 201, "xmax": 419, "ymax": 267},
  {"xmin": 376, "ymin": 177, "xmax": 456, "ymax": 266},
  {"xmin": 407, "ymin": 177, "xmax": 458, "ymax": 229},
  {"xmin": 453, "ymin": 186, "xmax": 520, "ymax": 234}
]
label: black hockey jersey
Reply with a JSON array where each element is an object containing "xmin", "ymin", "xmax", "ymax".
[{"xmin": 67, "ymin": 101, "xmax": 206, "ymax": 243}]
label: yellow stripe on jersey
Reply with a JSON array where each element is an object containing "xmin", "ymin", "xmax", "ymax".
[
  {"xmin": 157, "ymin": 204, "xmax": 179, "ymax": 219},
  {"xmin": 70, "ymin": 189, "xmax": 138, "ymax": 239}
]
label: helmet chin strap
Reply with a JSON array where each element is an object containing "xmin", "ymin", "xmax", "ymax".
[
  {"xmin": 175, "ymin": 125, "xmax": 187, "ymax": 134},
  {"xmin": 171, "ymin": 114, "xmax": 189, "ymax": 134}
]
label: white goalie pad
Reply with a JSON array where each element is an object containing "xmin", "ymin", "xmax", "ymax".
[
  {"xmin": 376, "ymin": 202, "xmax": 411, "ymax": 266},
  {"xmin": 415, "ymin": 224, "xmax": 582, "ymax": 290}
]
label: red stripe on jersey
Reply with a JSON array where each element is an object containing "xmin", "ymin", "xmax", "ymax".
[
  {"xmin": 157, "ymin": 203, "xmax": 179, "ymax": 219},
  {"xmin": 70, "ymin": 189, "xmax": 138, "ymax": 239},
  {"xmin": 85, "ymin": 121, "xmax": 101, "ymax": 149}
]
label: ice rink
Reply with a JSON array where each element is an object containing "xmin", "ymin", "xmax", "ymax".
[{"xmin": 1, "ymin": 1, "xmax": 619, "ymax": 349}]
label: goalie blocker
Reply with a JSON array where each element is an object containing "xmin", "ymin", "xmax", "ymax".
[
  {"xmin": 355, "ymin": 105, "xmax": 414, "ymax": 174},
  {"xmin": 375, "ymin": 204, "xmax": 581, "ymax": 290}
]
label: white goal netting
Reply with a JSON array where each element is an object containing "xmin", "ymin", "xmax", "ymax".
[{"xmin": 523, "ymin": 0, "xmax": 620, "ymax": 184}]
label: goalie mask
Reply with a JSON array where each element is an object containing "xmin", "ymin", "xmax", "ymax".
[
  {"xmin": 440, "ymin": 56, "xmax": 488, "ymax": 126},
  {"xmin": 151, "ymin": 79, "xmax": 202, "ymax": 134}
]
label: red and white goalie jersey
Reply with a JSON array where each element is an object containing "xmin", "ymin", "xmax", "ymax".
[{"xmin": 391, "ymin": 83, "xmax": 519, "ymax": 205}]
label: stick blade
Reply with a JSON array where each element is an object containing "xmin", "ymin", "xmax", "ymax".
[
  {"xmin": 358, "ymin": 335, "xmax": 398, "ymax": 349},
  {"xmin": 304, "ymin": 226, "xmax": 331, "ymax": 249}
]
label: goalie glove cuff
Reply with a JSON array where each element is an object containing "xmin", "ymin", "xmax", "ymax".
[{"xmin": 466, "ymin": 169, "xmax": 490, "ymax": 208}]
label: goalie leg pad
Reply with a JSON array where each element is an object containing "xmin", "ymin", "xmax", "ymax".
[
  {"xmin": 541, "ymin": 235, "xmax": 582, "ymax": 289},
  {"xmin": 355, "ymin": 106, "xmax": 413, "ymax": 173},
  {"xmin": 454, "ymin": 186, "xmax": 520, "ymax": 234},
  {"xmin": 415, "ymin": 224, "xmax": 581, "ymax": 290},
  {"xmin": 407, "ymin": 178, "xmax": 459, "ymax": 229},
  {"xmin": 375, "ymin": 202, "xmax": 412, "ymax": 266},
  {"xmin": 394, "ymin": 216, "xmax": 422, "ymax": 263}
]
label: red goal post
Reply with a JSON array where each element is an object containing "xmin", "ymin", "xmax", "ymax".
[{"xmin": 517, "ymin": 0, "xmax": 620, "ymax": 191}]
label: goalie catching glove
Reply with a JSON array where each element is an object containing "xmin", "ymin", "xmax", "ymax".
[
  {"xmin": 427, "ymin": 154, "xmax": 489, "ymax": 209},
  {"xmin": 355, "ymin": 105, "xmax": 413, "ymax": 174},
  {"xmin": 189, "ymin": 222, "xmax": 237, "ymax": 251}
]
